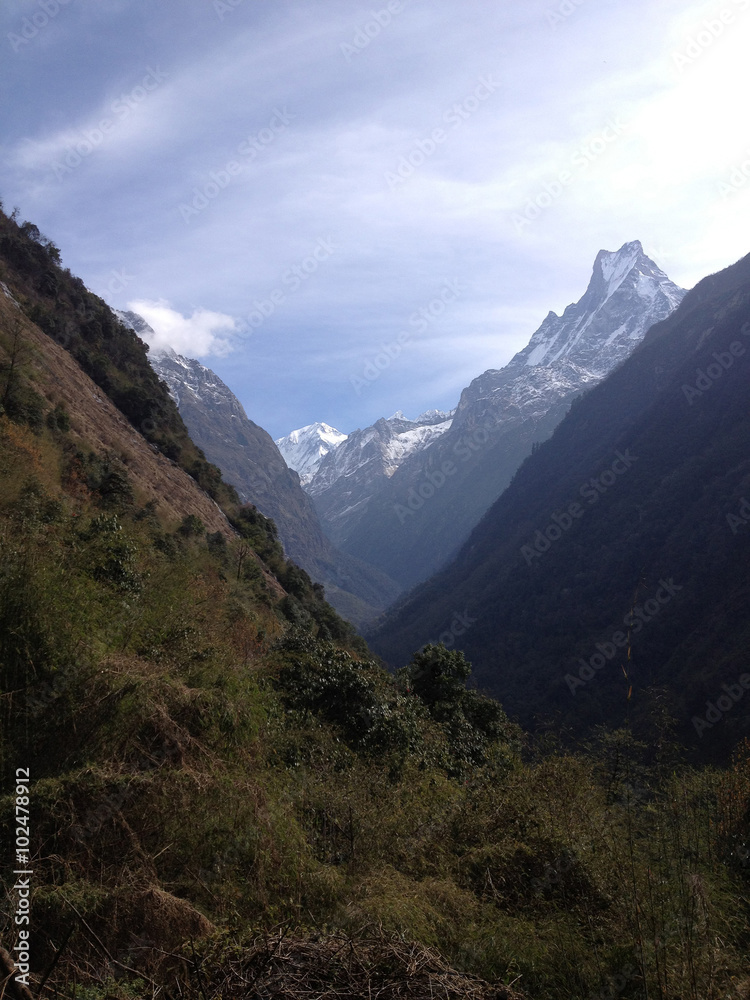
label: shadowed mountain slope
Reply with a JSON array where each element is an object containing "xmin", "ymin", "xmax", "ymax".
[{"xmin": 371, "ymin": 249, "xmax": 750, "ymax": 761}]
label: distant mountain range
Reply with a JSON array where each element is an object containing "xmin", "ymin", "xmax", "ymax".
[
  {"xmin": 278, "ymin": 410, "xmax": 455, "ymax": 548},
  {"xmin": 116, "ymin": 312, "xmax": 401, "ymax": 627},
  {"xmin": 114, "ymin": 240, "xmax": 750, "ymax": 759},
  {"xmin": 281, "ymin": 241, "xmax": 686, "ymax": 590},
  {"xmin": 120, "ymin": 241, "xmax": 686, "ymax": 635}
]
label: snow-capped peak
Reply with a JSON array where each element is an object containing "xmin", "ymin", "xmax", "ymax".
[
  {"xmin": 148, "ymin": 343, "xmax": 179, "ymax": 361},
  {"xmin": 597, "ymin": 240, "xmax": 643, "ymax": 296},
  {"xmin": 115, "ymin": 308, "xmax": 156, "ymax": 338},
  {"xmin": 505, "ymin": 241, "xmax": 686, "ymax": 376},
  {"xmin": 386, "ymin": 408, "xmax": 455, "ymax": 425},
  {"xmin": 276, "ymin": 422, "xmax": 348, "ymax": 486},
  {"xmin": 415, "ymin": 408, "xmax": 455, "ymax": 424}
]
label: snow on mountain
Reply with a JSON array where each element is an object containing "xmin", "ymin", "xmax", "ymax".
[
  {"xmin": 302, "ymin": 410, "xmax": 454, "ymax": 545},
  {"xmin": 117, "ymin": 242, "xmax": 686, "ymax": 595},
  {"xmin": 319, "ymin": 241, "xmax": 689, "ymax": 589},
  {"xmin": 278, "ymin": 410, "xmax": 455, "ymax": 492},
  {"xmin": 415, "ymin": 409, "xmax": 454, "ymax": 423},
  {"xmin": 458, "ymin": 358, "xmax": 602, "ymax": 428},
  {"xmin": 384, "ymin": 417, "xmax": 454, "ymax": 474},
  {"xmin": 308, "ymin": 411, "xmax": 454, "ymax": 497},
  {"xmin": 115, "ymin": 308, "xmax": 157, "ymax": 341},
  {"xmin": 116, "ymin": 311, "xmax": 236, "ymax": 415},
  {"xmin": 500, "ymin": 240, "xmax": 685, "ymax": 379},
  {"xmin": 275, "ymin": 423, "xmax": 348, "ymax": 486}
]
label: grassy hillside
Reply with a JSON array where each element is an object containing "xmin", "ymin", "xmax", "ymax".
[
  {"xmin": 0, "ymin": 205, "xmax": 236, "ymax": 507},
  {"xmin": 1, "ymin": 211, "xmax": 749, "ymax": 999}
]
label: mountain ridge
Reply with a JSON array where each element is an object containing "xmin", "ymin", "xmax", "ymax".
[
  {"xmin": 120, "ymin": 313, "xmax": 401, "ymax": 627},
  {"xmin": 276, "ymin": 421, "xmax": 348, "ymax": 486},
  {"xmin": 312, "ymin": 241, "xmax": 687, "ymax": 589}
]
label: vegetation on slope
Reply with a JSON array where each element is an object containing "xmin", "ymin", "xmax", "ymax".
[{"xmin": 0, "ymin": 204, "xmax": 237, "ymax": 506}]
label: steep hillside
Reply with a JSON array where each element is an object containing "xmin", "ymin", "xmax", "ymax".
[
  {"xmin": 0, "ymin": 203, "xmax": 364, "ymax": 640},
  {"xmin": 0, "ymin": 292, "xmax": 235, "ymax": 539},
  {"xmin": 371, "ymin": 250, "xmax": 750, "ymax": 761},
  {"xmin": 0, "ymin": 210, "xmax": 246, "ymax": 511},
  {"xmin": 334, "ymin": 243, "xmax": 685, "ymax": 589},
  {"xmin": 140, "ymin": 339, "xmax": 400, "ymax": 627}
]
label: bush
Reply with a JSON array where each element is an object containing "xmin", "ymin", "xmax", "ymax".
[{"xmin": 178, "ymin": 513, "xmax": 205, "ymax": 537}]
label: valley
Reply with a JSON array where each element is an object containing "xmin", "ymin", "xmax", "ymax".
[{"xmin": 0, "ymin": 208, "xmax": 748, "ymax": 1000}]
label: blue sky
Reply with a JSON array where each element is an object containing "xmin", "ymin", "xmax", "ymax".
[{"xmin": 2, "ymin": 0, "xmax": 749, "ymax": 438}]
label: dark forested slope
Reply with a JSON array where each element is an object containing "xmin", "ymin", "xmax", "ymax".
[{"xmin": 372, "ymin": 251, "xmax": 750, "ymax": 760}]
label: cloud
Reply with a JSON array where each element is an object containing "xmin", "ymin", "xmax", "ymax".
[{"xmin": 127, "ymin": 299, "xmax": 238, "ymax": 358}]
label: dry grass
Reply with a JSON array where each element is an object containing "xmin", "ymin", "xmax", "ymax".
[
  {"xmin": 196, "ymin": 929, "xmax": 525, "ymax": 1000},
  {"xmin": 0, "ymin": 292, "xmax": 238, "ymax": 541}
]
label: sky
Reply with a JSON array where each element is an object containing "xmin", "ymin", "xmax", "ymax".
[{"xmin": 2, "ymin": 0, "xmax": 749, "ymax": 439}]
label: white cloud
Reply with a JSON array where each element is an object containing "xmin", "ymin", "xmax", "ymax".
[{"xmin": 127, "ymin": 299, "xmax": 238, "ymax": 358}]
